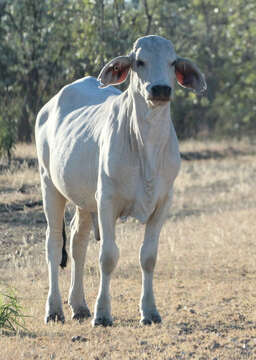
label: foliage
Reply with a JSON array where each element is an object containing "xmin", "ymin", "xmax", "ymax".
[
  {"xmin": 0, "ymin": 288, "xmax": 28, "ymax": 333},
  {"xmin": 0, "ymin": 105, "xmax": 16, "ymax": 164},
  {"xmin": 0, "ymin": 116, "xmax": 16, "ymax": 164},
  {"xmin": 0, "ymin": 0, "xmax": 255, "ymax": 157}
]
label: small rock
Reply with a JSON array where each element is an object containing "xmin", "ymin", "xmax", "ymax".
[
  {"xmin": 140, "ymin": 340, "xmax": 147, "ymax": 345},
  {"xmin": 239, "ymin": 313, "xmax": 246, "ymax": 321},
  {"xmin": 240, "ymin": 338, "xmax": 250, "ymax": 344},
  {"xmin": 210, "ymin": 340, "xmax": 221, "ymax": 351},
  {"xmin": 71, "ymin": 335, "xmax": 87, "ymax": 343},
  {"xmin": 17, "ymin": 185, "xmax": 27, "ymax": 193},
  {"xmin": 231, "ymin": 337, "xmax": 238, "ymax": 343}
]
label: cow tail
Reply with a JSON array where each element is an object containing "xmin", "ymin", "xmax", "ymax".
[
  {"xmin": 91, "ymin": 212, "xmax": 100, "ymax": 241},
  {"xmin": 60, "ymin": 220, "xmax": 68, "ymax": 269}
]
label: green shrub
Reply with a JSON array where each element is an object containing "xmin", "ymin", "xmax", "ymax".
[
  {"xmin": 0, "ymin": 113, "xmax": 16, "ymax": 164},
  {"xmin": 0, "ymin": 288, "xmax": 27, "ymax": 333}
]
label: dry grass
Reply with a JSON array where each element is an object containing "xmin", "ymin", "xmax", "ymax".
[
  {"xmin": 0, "ymin": 140, "xmax": 256, "ymax": 359},
  {"xmin": 13, "ymin": 142, "xmax": 37, "ymax": 160},
  {"xmin": 179, "ymin": 137, "xmax": 255, "ymax": 153}
]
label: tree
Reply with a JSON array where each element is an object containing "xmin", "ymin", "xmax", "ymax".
[
  {"xmin": 1, "ymin": 0, "xmax": 81, "ymax": 142},
  {"xmin": 0, "ymin": 0, "xmax": 256, "ymax": 159}
]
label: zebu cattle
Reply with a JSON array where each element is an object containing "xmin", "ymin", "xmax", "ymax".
[{"xmin": 35, "ymin": 35, "xmax": 206, "ymax": 326}]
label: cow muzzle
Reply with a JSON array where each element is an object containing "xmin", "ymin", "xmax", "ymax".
[{"xmin": 147, "ymin": 85, "xmax": 172, "ymax": 105}]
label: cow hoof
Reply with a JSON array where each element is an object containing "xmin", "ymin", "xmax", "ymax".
[
  {"xmin": 140, "ymin": 318, "xmax": 152, "ymax": 326},
  {"xmin": 152, "ymin": 314, "xmax": 162, "ymax": 323},
  {"xmin": 92, "ymin": 317, "xmax": 113, "ymax": 327},
  {"xmin": 72, "ymin": 307, "xmax": 91, "ymax": 321},
  {"xmin": 45, "ymin": 312, "xmax": 65, "ymax": 324},
  {"xmin": 140, "ymin": 313, "xmax": 161, "ymax": 325}
]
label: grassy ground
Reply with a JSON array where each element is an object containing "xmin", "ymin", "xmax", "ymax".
[{"xmin": 0, "ymin": 139, "xmax": 256, "ymax": 359}]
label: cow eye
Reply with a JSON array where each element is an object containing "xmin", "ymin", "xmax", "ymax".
[{"xmin": 136, "ymin": 60, "xmax": 145, "ymax": 67}]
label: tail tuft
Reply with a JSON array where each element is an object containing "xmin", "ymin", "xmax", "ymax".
[
  {"xmin": 91, "ymin": 212, "xmax": 100, "ymax": 241},
  {"xmin": 60, "ymin": 220, "xmax": 68, "ymax": 269}
]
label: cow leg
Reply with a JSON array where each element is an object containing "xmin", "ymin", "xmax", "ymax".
[
  {"xmin": 140, "ymin": 194, "xmax": 172, "ymax": 325},
  {"xmin": 92, "ymin": 198, "xmax": 119, "ymax": 327},
  {"xmin": 41, "ymin": 171, "xmax": 66, "ymax": 323},
  {"xmin": 68, "ymin": 208, "xmax": 92, "ymax": 320}
]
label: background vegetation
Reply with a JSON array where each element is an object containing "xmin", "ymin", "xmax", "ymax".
[{"xmin": 0, "ymin": 0, "xmax": 255, "ymax": 156}]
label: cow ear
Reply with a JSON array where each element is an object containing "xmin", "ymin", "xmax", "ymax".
[
  {"xmin": 98, "ymin": 56, "xmax": 131, "ymax": 88},
  {"xmin": 175, "ymin": 58, "xmax": 207, "ymax": 95}
]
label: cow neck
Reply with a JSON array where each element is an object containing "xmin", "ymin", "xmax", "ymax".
[{"xmin": 127, "ymin": 88, "xmax": 172, "ymax": 200}]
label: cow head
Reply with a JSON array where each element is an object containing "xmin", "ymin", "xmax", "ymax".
[{"xmin": 98, "ymin": 35, "xmax": 206, "ymax": 107}]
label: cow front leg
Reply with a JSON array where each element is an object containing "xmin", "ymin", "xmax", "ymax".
[
  {"xmin": 140, "ymin": 195, "xmax": 172, "ymax": 325},
  {"xmin": 92, "ymin": 198, "xmax": 119, "ymax": 327},
  {"xmin": 68, "ymin": 208, "xmax": 92, "ymax": 321}
]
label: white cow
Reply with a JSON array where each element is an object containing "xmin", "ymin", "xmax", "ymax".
[{"xmin": 35, "ymin": 35, "xmax": 206, "ymax": 326}]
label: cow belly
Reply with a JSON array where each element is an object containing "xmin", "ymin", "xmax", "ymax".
[
  {"xmin": 50, "ymin": 144, "xmax": 99, "ymax": 210},
  {"xmin": 52, "ymin": 169, "xmax": 98, "ymax": 210}
]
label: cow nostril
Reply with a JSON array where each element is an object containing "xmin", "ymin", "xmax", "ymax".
[{"xmin": 151, "ymin": 85, "xmax": 171, "ymax": 99}]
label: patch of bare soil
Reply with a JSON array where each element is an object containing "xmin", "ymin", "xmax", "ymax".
[{"xmin": 0, "ymin": 140, "xmax": 256, "ymax": 359}]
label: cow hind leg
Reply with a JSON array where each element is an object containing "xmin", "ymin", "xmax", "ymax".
[
  {"xmin": 68, "ymin": 208, "xmax": 92, "ymax": 321},
  {"xmin": 41, "ymin": 172, "xmax": 67, "ymax": 324}
]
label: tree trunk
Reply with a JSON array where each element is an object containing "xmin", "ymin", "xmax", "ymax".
[{"xmin": 17, "ymin": 104, "xmax": 32, "ymax": 143}]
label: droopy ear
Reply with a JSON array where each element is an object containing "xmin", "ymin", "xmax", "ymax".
[
  {"xmin": 175, "ymin": 58, "xmax": 207, "ymax": 95},
  {"xmin": 98, "ymin": 56, "xmax": 132, "ymax": 87}
]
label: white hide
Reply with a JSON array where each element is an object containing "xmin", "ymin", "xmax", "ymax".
[{"xmin": 35, "ymin": 35, "xmax": 206, "ymax": 326}]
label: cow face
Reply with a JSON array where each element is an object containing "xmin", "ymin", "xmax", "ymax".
[
  {"xmin": 130, "ymin": 36, "xmax": 177, "ymax": 107},
  {"xmin": 98, "ymin": 35, "xmax": 206, "ymax": 107}
]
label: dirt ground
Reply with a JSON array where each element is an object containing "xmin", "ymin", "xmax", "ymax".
[{"xmin": 0, "ymin": 139, "xmax": 256, "ymax": 360}]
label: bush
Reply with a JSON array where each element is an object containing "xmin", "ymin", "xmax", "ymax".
[{"xmin": 0, "ymin": 113, "xmax": 16, "ymax": 164}]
